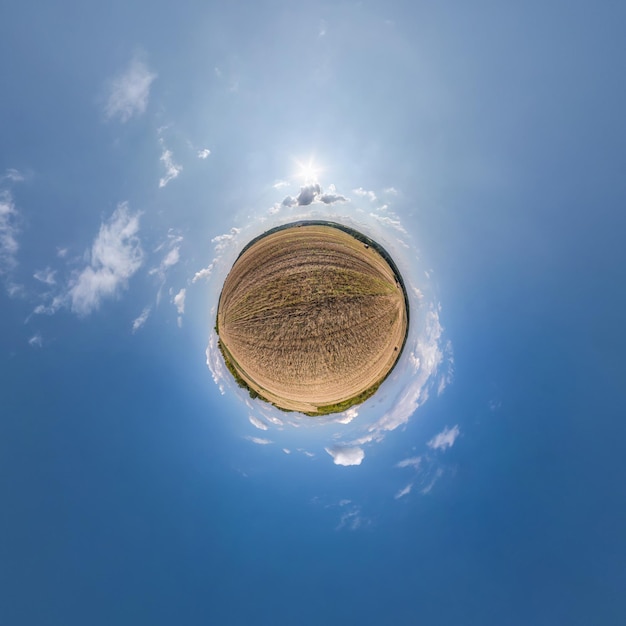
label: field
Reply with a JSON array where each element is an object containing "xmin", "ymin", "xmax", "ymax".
[{"xmin": 216, "ymin": 223, "xmax": 409, "ymax": 415}]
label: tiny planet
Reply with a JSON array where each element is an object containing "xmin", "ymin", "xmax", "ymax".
[{"xmin": 216, "ymin": 221, "xmax": 409, "ymax": 415}]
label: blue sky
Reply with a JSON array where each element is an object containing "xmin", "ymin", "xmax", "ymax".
[{"xmin": 2, "ymin": 1, "xmax": 626, "ymax": 624}]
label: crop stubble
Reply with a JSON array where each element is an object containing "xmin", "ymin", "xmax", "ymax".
[{"xmin": 217, "ymin": 224, "xmax": 408, "ymax": 414}]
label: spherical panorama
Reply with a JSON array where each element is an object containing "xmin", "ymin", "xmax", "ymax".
[{"xmin": 216, "ymin": 221, "xmax": 409, "ymax": 415}]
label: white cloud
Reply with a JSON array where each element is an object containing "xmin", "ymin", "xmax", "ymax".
[
  {"xmin": 132, "ymin": 306, "xmax": 151, "ymax": 333},
  {"xmin": 246, "ymin": 436, "xmax": 272, "ymax": 445},
  {"xmin": 28, "ymin": 333, "xmax": 43, "ymax": 348},
  {"xmin": 395, "ymin": 483, "xmax": 413, "ymax": 499},
  {"xmin": 273, "ymin": 180, "xmax": 289, "ymax": 189},
  {"xmin": 369, "ymin": 212, "xmax": 408, "ymax": 235},
  {"xmin": 105, "ymin": 56, "xmax": 157, "ymax": 122},
  {"xmin": 1, "ymin": 168, "xmax": 25, "ymax": 183},
  {"xmin": 336, "ymin": 504, "xmax": 368, "ymax": 531},
  {"xmin": 33, "ymin": 267, "xmax": 56, "ymax": 286},
  {"xmin": 206, "ymin": 333, "xmax": 226, "ymax": 394},
  {"xmin": 437, "ymin": 340, "xmax": 454, "ymax": 396},
  {"xmin": 319, "ymin": 189, "xmax": 347, "ymax": 205},
  {"xmin": 421, "ymin": 468, "xmax": 444, "ymax": 494},
  {"xmin": 384, "ymin": 187, "xmax": 398, "ymax": 195},
  {"xmin": 161, "ymin": 246, "xmax": 180, "ymax": 269},
  {"xmin": 368, "ymin": 306, "xmax": 444, "ymax": 434},
  {"xmin": 0, "ymin": 191, "xmax": 19, "ymax": 276},
  {"xmin": 249, "ymin": 415, "xmax": 269, "ymax": 431},
  {"xmin": 335, "ymin": 407, "xmax": 358, "ymax": 424},
  {"xmin": 149, "ymin": 233, "xmax": 183, "ymax": 296},
  {"xmin": 173, "ymin": 287, "xmax": 186, "ymax": 315},
  {"xmin": 189, "ymin": 227, "xmax": 240, "ymax": 288},
  {"xmin": 353, "ymin": 187, "xmax": 377, "ymax": 202},
  {"xmin": 32, "ymin": 295, "xmax": 65, "ymax": 316},
  {"xmin": 197, "ymin": 148, "xmax": 211, "ymax": 159},
  {"xmin": 396, "ymin": 456, "xmax": 421, "ymax": 470},
  {"xmin": 192, "ymin": 264, "xmax": 213, "ymax": 283},
  {"xmin": 280, "ymin": 183, "xmax": 347, "ymax": 207},
  {"xmin": 282, "ymin": 448, "xmax": 291, "ymax": 454},
  {"xmin": 69, "ymin": 203, "xmax": 143, "ymax": 316},
  {"xmin": 427, "ymin": 425, "xmax": 460, "ymax": 451},
  {"xmin": 158, "ymin": 140, "xmax": 182, "ymax": 188},
  {"xmin": 211, "ymin": 227, "xmax": 241, "ymax": 253},
  {"xmin": 57, "ymin": 247, "xmax": 68, "ymax": 258},
  {"xmin": 325, "ymin": 446, "xmax": 365, "ymax": 466}
]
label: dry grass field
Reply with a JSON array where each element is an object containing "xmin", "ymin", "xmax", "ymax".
[{"xmin": 216, "ymin": 223, "xmax": 409, "ymax": 415}]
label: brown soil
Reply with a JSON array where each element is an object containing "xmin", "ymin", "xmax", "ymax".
[{"xmin": 216, "ymin": 224, "xmax": 408, "ymax": 414}]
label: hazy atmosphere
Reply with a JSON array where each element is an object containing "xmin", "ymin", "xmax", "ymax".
[{"xmin": 2, "ymin": 1, "xmax": 626, "ymax": 624}]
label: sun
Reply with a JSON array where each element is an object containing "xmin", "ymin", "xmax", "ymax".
[{"xmin": 294, "ymin": 157, "xmax": 323, "ymax": 184}]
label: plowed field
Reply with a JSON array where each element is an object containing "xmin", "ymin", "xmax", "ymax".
[{"xmin": 216, "ymin": 223, "xmax": 409, "ymax": 415}]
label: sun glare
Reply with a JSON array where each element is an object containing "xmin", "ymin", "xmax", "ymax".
[{"xmin": 294, "ymin": 158, "xmax": 323, "ymax": 184}]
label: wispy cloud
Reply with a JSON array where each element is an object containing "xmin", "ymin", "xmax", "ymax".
[
  {"xmin": 365, "ymin": 306, "xmax": 445, "ymax": 435},
  {"xmin": 149, "ymin": 232, "xmax": 183, "ymax": 302},
  {"xmin": 421, "ymin": 468, "xmax": 444, "ymax": 494},
  {"xmin": 427, "ymin": 425, "xmax": 460, "ymax": 451},
  {"xmin": 396, "ymin": 456, "xmax": 421, "ymax": 470},
  {"xmin": 173, "ymin": 287, "xmax": 186, "ymax": 327},
  {"xmin": 33, "ymin": 267, "xmax": 56, "ymax": 286},
  {"xmin": 191, "ymin": 227, "xmax": 241, "ymax": 284},
  {"xmin": 105, "ymin": 56, "xmax": 157, "ymax": 122},
  {"xmin": 249, "ymin": 415, "xmax": 269, "ymax": 431},
  {"xmin": 353, "ymin": 187, "xmax": 377, "ymax": 202},
  {"xmin": 28, "ymin": 333, "xmax": 43, "ymax": 348},
  {"xmin": 0, "ymin": 191, "xmax": 19, "ymax": 277},
  {"xmin": 246, "ymin": 436, "xmax": 272, "ymax": 445},
  {"xmin": 161, "ymin": 246, "xmax": 180, "ymax": 269},
  {"xmin": 173, "ymin": 288, "xmax": 186, "ymax": 315},
  {"xmin": 336, "ymin": 502, "xmax": 369, "ymax": 531},
  {"xmin": 0, "ymin": 169, "xmax": 25, "ymax": 184},
  {"xmin": 369, "ymin": 212, "xmax": 408, "ymax": 235},
  {"xmin": 158, "ymin": 139, "xmax": 182, "ymax": 188},
  {"xmin": 395, "ymin": 454, "xmax": 447, "ymax": 496},
  {"xmin": 192, "ymin": 265, "xmax": 213, "ymax": 283},
  {"xmin": 395, "ymin": 483, "xmax": 413, "ymax": 499},
  {"xmin": 325, "ymin": 446, "xmax": 365, "ymax": 466},
  {"xmin": 69, "ymin": 203, "xmax": 143, "ymax": 316},
  {"xmin": 132, "ymin": 306, "xmax": 151, "ymax": 333},
  {"xmin": 437, "ymin": 340, "xmax": 454, "ymax": 396},
  {"xmin": 197, "ymin": 148, "xmax": 211, "ymax": 159}
]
